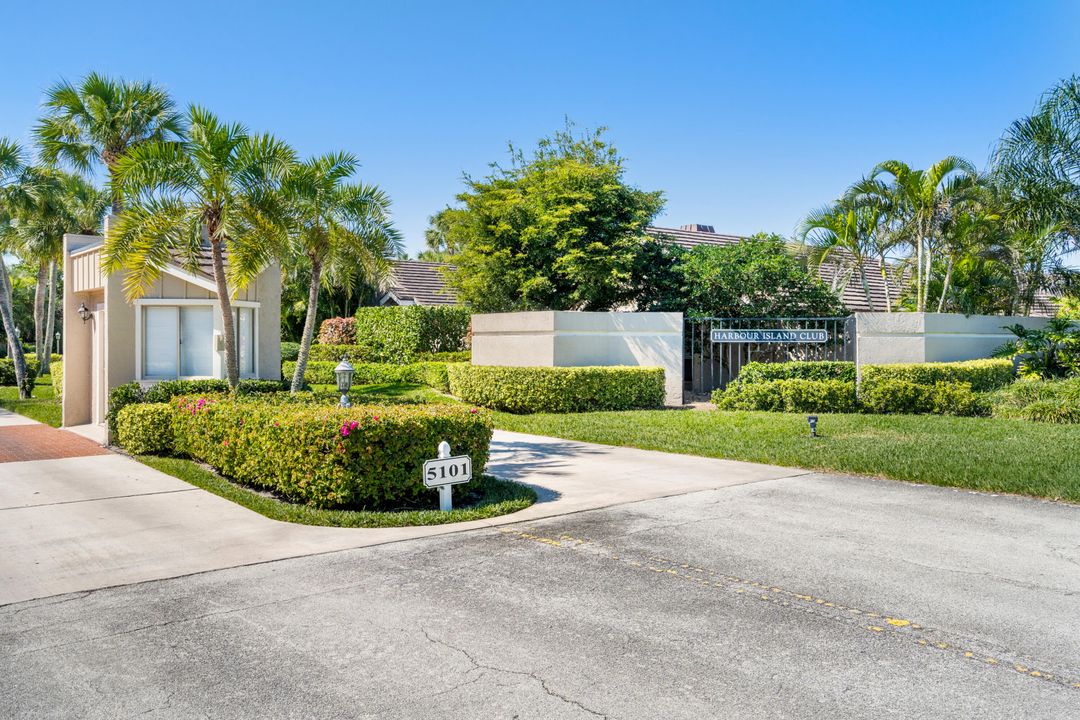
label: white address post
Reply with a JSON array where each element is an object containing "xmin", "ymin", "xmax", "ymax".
[{"xmin": 423, "ymin": 441, "xmax": 472, "ymax": 512}]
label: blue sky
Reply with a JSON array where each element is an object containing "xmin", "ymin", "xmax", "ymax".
[{"xmin": 2, "ymin": 1, "xmax": 1079, "ymax": 258}]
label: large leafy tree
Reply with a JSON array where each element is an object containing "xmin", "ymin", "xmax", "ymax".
[
  {"xmin": 677, "ymin": 233, "xmax": 844, "ymax": 318},
  {"xmin": 433, "ymin": 126, "xmax": 665, "ymax": 312},
  {"xmin": 257, "ymin": 152, "xmax": 401, "ymax": 392},
  {"xmin": 0, "ymin": 139, "xmax": 33, "ymax": 396},
  {"xmin": 104, "ymin": 106, "xmax": 295, "ymax": 387},
  {"xmin": 35, "ymin": 73, "xmax": 183, "ymax": 213}
]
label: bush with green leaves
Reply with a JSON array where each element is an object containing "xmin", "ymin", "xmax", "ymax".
[
  {"xmin": 735, "ymin": 361, "xmax": 855, "ymax": 386},
  {"xmin": 352, "ymin": 306, "xmax": 470, "ymax": 362},
  {"xmin": 169, "ymin": 395, "xmax": 492, "ymax": 508},
  {"xmin": 859, "ymin": 358, "xmax": 1014, "ymax": 393},
  {"xmin": 0, "ymin": 358, "xmax": 41, "ymax": 392},
  {"xmin": 995, "ymin": 317, "xmax": 1080, "ymax": 379},
  {"xmin": 51, "ymin": 361, "xmax": 63, "ymax": 399},
  {"xmin": 448, "ymin": 365, "xmax": 664, "ymax": 413},
  {"xmin": 987, "ymin": 377, "xmax": 1080, "ymax": 423},
  {"xmin": 858, "ymin": 379, "xmax": 989, "ymax": 417},
  {"xmin": 285, "ymin": 360, "xmax": 456, "ymax": 392},
  {"xmin": 712, "ymin": 379, "xmax": 858, "ymax": 413},
  {"xmin": 280, "ymin": 341, "xmax": 300, "ymax": 362},
  {"xmin": 116, "ymin": 403, "xmax": 174, "ymax": 454},
  {"xmin": 307, "ymin": 344, "xmax": 471, "ymax": 364}
]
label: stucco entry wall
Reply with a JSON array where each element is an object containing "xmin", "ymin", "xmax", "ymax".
[
  {"xmin": 471, "ymin": 311, "xmax": 684, "ymax": 406},
  {"xmin": 855, "ymin": 312, "xmax": 1049, "ymax": 368}
]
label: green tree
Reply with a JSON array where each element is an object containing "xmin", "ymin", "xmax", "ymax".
[
  {"xmin": 35, "ymin": 73, "xmax": 184, "ymax": 214},
  {"xmin": 264, "ymin": 152, "xmax": 401, "ymax": 391},
  {"xmin": 677, "ymin": 233, "xmax": 844, "ymax": 318},
  {"xmin": 0, "ymin": 138, "xmax": 33, "ymax": 397},
  {"xmin": 104, "ymin": 106, "xmax": 295, "ymax": 387},
  {"xmin": 433, "ymin": 125, "xmax": 665, "ymax": 311}
]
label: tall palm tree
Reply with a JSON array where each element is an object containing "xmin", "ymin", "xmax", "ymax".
[
  {"xmin": 252, "ymin": 152, "xmax": 401, "ymax": 392},
  {"xmin": 104, "ymin": 106, "xmax": 295, "ymax": 387},
  {"xmin": 0, "ymin": 138, "xmax": 33, "ymax": 397},
  {"xmin": 34, "ymin": 73, "xmax": 183, "ymax": 214},
  {"xmin": 869, "ymin": 157, "xmax": 977, "ymax": 311}
]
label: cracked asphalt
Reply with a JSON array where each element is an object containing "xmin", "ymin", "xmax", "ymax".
[{"xmin": 2, "ymin": 471, "xmax": 1079, "ymax": 718}]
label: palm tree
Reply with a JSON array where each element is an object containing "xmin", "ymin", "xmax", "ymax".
[
  {"xmin": 869, "ymin": 157, "xmax": 977, "ymax": 311},
  {"xmin": 254, "ymin": 152, "xmax": 401, "ymax": 392},
  {"xmin": 104, "ymin": 106, "xmax": 295, "ymax": 387},
  {"xmin": 0, "ymin": 138, "xmax": 33, "ymax": 397},
  {"xmin": 34, "ymin": 73, "xmax": 183, "ymax": 214},
  {"xmin": 799, "ymin": 192, "xmax": 889, "ymax": 311}
]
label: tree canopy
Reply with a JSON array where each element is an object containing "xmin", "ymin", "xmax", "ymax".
[{"xmin": 432, "ymin": 126, "xmax": 665, "ymax": 312}]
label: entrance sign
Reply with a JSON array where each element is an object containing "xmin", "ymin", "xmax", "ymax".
[
  {"xmin": 423, "ymin": 441, "xmax": 472, "ymax": 511},
  {"xmin": 711, "ymin": 328, "xmax": 828, "ymax": 344}
]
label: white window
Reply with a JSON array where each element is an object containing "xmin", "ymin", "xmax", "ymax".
[
  {"xmin": 142, "ymin": 305, "xmax": 215, "ymax": 380},
  {"xmin": 235, "ymin": 307, "xmax": 256, "ymax": 378}
]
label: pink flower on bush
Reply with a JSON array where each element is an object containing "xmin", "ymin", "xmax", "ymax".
[
  {"xmin": 470, "ymin": 408, "xmax": 479, "ymax": 414},
  {"xmin": 222, "ymin": 440, "xmax": 229, "ymax": 447},
  {"xmin": 349, "ymin": 420, "xmax": 359, "ymax": 430},
  {"xmin": 340, "ymin": 424, "xmax": 350, "ymax": 438}
]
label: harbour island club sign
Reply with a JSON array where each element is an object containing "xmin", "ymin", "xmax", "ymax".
[{"xmin": 711, "ymin": 328, "xmax": 829, "ymax": 343}]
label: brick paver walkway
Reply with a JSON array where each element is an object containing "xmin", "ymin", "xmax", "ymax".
[{"xmin": 0, "ymin": 424, "xmax": 109, "ymax": 463}]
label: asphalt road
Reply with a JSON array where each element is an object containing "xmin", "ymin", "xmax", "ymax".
[{"xmin": 3, "ymin": 471, "xmax": 1079, "ymax": 718}]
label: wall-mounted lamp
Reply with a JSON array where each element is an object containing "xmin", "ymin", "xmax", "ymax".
[{"xmin": 76, "ymin": 302, "xmax": 91, "ymax": 323}]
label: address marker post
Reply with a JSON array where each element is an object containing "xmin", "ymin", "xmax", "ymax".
[{"xmin": 423, "ymin": 440, "xmax": 473, "ymax": 512}]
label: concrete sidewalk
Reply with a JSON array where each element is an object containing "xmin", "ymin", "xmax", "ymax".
[{"xmin": 0, "ymin": 427, "xmax": 801, "ymax": 605}]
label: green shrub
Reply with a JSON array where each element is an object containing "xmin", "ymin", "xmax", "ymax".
[
  {"xmin": 307, "ymin": 344, "xmax": 472, "ymax": 365},
  {"xmin": 117, "ymin": 403, "xmax": 174, "ymax": 454},
  {"xmin": 170, "ymin": 396, "xmax": 492, "ymax": 508},
  {"xmin": 736, "ymin": 361, "xmax": 856, "ymax": 386},
  {"xmin": 418, "ymin": 350, "xmax": 471, "ymax": 363},
  {"xmin": 285, "ymin": 360, "xmax": 456, "ymax": 391},
  {"xmin": 713, "ymin": 379, "xmax": 858, "ymax": 413},
  {"xmin": 0, "ymin": 358, "xmax": 41, "ymax": 391},
  {"xmin": 988, "ymin": 377, "xmax": 1080, "ymax": 423},
  {"xmin": 51, "ymin": 361, "xmax": 63, "ymax": 399},
  {"xmin": 859, "ymin": 379, "xmax": 989, "ymax": 417},
  {"xmin": 107, "ymin": 382, "xmax": 145, "ymax": 437},
  {"xmin": 995, "ymin": 317, "xmax": 1080, "ymax": 379},
  {"xmin": 860, "ymin": 358, "xmax": 1014, "ymax": 393},
  {"xmin": 342, "ymin": 306, "xmax": 470, "ymax": 363},
  {"xmin": 281, "ymin": 341, "xmax": 300, "ymax": 362},
  {"xmin": 448, "ymin": 365, "xmax": 664, "ymax": 413}
]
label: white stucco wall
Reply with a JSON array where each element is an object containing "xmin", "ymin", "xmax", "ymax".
[
  {"xmin": 855, "ymin": 312, "xmax": 1049, "ymax": 368},
  {"xmin": 471, "ymin": 311, "xmax": 684, "ymax": 406}
]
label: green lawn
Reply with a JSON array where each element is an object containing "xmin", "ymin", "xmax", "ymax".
[
  {"xmin": 493, "ymin": 409, "xmax": 1080, "ymax": 503},
  {"xmin": 0, "ymin": 378, "xmax": 61, "ymax": 427},
  {"xmin": 137, "ymin": 455, "xmax": 536, "ymax": 528}
]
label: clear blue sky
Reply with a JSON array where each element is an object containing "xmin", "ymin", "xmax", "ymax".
[{"xmin": 2, "ymin": 1, "xmax": 1079, "ymax": 258}]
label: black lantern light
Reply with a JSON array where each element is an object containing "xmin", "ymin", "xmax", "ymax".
[{"xmin": 807, "ymin": 415, "xmax": 819, "ymax": 438}]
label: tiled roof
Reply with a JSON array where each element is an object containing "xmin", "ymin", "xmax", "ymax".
[{"xmin": 383, "ymin": 260, "xmax": 458, "ymax": 305}]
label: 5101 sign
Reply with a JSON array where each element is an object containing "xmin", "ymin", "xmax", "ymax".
[{"xmin": 423, "ymin": 455, "xmax": 472, "ymax": 488}]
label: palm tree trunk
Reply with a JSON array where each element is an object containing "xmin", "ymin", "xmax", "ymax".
[
  {"xmin": 878, "ymin": 256, "xmax": 893, "ymax": 313},
  {"xmin": 915, "ymin": 233, "xmax": 924, "ymax": 312},
  {"xmin": 291, "ymin": 257, "xmax": 323, "ymax": 393},
  {"xmin": 857, "ymin": 260, "xmax": 874, "ymax": 312},
  {"xmin": 209, "ymin": 236, "xmax": 239, "ymax": 388},
  {"xmin": 41, "ymin": 260, "xmax": 58, "ymax": 375},
  {"xmin": 0, "ymin": 254, "xmax": 30, "ymax": 399},
  {"xmin": 937, "ymin": 258, "xmax": 953, "ymax": 313},
  {"xmin": 33, "ymin": 260, "xmax": 47, "ymax": 364}
]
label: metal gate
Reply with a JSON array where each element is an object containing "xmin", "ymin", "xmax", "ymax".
[{"xmin": 685, "ymin": 316, "xmax": 855, "ymax": 397}]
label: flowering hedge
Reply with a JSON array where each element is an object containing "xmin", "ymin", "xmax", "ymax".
[
  {"xmin": 448, "ymin": 365, "xmax": 665, "ymax": 413},
  {"xmin": 168, "ymin": 396, "xmax": 492, "ymax": 508}
]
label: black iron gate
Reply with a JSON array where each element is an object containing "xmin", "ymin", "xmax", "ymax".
[{"xmin": 685, "ymin": 316, "xmax": 855, "ymax": 397}]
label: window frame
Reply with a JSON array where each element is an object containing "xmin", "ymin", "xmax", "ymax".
[{"xmin": 135, "ymin": 298, "xmax": 260, "ymax": 382}]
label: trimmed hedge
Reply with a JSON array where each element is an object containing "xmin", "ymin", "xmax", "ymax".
[
  {"xmin": 859, "ymin": 380, "xmax": 989, "ymax": 417},
  {"xmin": 0, "ymin": 358, "xmax": 40, "ymax": 393},
  {"xmin": 169, "ymin": 396, "xmax": 492, "ymax": 508},
  {"xmin": 281, "ymin": 341, "xmax": 300, "ymax": 362},
  {"xmin": 736, "ymin": 361, "xmax": 856, "ymax": 385},
  {"xmin": 307, "ymin": 344, "xmax": 471, "ymax": 364},
  {"xmin": 117, "ymin": 403, "xmax": 174, "ymax": 454},
  {"xmin": 860, "ymin": 359, "xmax": 1014, "ymax": 393},
  {"xmin": 987, "ymin": 378, "xmax": 1080, "ymax": 423},
  {"xmin": 285, "ymin": 360, "xmax": 455, "ymax": 392},
  {"xmin": 713, "ymin": 379, "xmax": 858, "ymax": 413},
  {"xmin": 51, "ymin": 361, "xmax": 63, "ymax": 399},
  {"xmin": 351, "ymin": 306, "xmax": 470, "ymax": 363},
  {"xmin": 448, "ymin": 365, "xmax": 665, "ymax": 414},
  {"xmin": 107, "ymin": 378, "xmax": 293, "ymax": 437}
]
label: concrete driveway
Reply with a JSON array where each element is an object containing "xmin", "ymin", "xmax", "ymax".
[
  {"xmin": 0, "ymin": 421, "xmax": 798, "ymax": 604},
  {"xmin": 3, "ymin": 467, "xmax": 1078, "ymax": 718}
]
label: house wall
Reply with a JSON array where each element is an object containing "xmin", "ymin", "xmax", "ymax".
[
  {"xmin": 61, "ymin": 235, "xmax": 105, "ymax": 427},
  {"xmin": 471, "ymin": 311, "xmax": 684, "ymax": 406},
  {"xmin": 255, "ymin": 263, "xmax": 282, "ymax": 380},
  {"xmin": 855, "ymin": 312, "xmax": 1049, "ymax": 368}
]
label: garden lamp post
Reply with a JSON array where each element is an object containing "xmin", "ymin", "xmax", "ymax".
[
  {"xmin": 55, "ymin": 331, "xmax": 61, "ymax": 354},
  {"xmin": 335, "ymin": 357, "xmax": 354, "ymax": 408},
  {"xmin": 807, "ymin": 415, "xmax": 819, "ymax": 438}
]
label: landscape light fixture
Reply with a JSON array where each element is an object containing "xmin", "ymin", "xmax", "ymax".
[
  {"xmin": 76, "ymin": 302, "xmax": 92, "ymax": 323},
  {"xmin": 335, "ymin": 356, "xmax": 354, "ymax": 408},
  {"xmin": 807, "ymin": 415, "xmax": 819, "ymax": 438}
]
